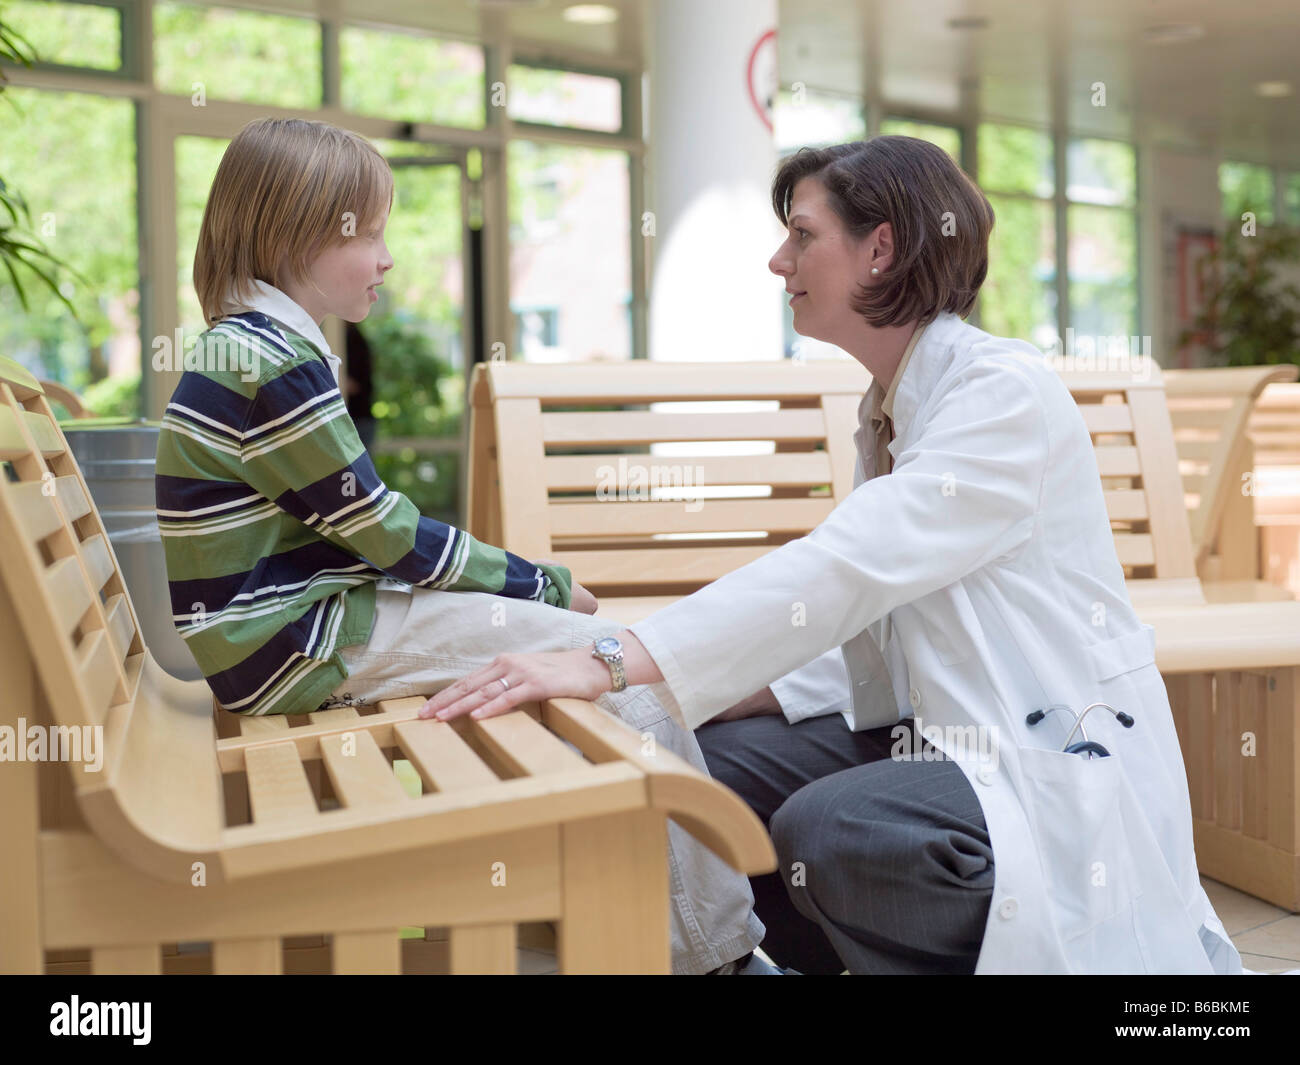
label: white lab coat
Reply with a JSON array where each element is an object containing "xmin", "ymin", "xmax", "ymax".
[{"xmin": 629, "ymin": 311, "xmax": 1243, "ymax": 974}]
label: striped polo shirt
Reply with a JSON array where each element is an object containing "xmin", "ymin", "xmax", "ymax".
[{"xmin": 154, "ymin": 298, "xmax": 572, "ymax": 716}]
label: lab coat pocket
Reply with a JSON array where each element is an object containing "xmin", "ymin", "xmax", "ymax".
[{"xmin": 1018, "ymin": 745, "xmax": 1143, "ymax": 961}]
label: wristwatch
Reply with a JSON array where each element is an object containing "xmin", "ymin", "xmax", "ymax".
[{"xmin": 591, "ymin": 636, "xmax": 627, "ymax": 692}]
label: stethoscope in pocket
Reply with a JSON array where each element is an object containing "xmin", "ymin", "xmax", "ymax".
[{"xmin": 1026, "ymin": 702, "xmax": 1135, "ymax": 759}]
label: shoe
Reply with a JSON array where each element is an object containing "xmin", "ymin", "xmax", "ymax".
[{"xmin": 708, "ymin": 950, "xmax": 797, "ymax": 974}]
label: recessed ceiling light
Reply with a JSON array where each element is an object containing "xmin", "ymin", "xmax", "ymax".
[
  {"xmin": 947, "ymin": 16, "xmax": 989, "ymax": 31},
  {"xmin": 1141, "ymin": 23, "xmax": 1205, "ymax": 44},
  {"xmin": 564, "ymin": 3, "xmax": 619, "ymax": 23},
  {"xmin": 1256, "ymin": 81, "xmax": 1294, "ymax": 98}
]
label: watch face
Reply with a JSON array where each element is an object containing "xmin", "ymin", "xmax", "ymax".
[{"xmin": 594, "ymin": 636, "xmax": 621, "ymax": 656}]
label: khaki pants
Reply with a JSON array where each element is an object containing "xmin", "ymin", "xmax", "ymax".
[{"xmin": 320, "ymin": 585, "xmax": 765, "ymax": 974}]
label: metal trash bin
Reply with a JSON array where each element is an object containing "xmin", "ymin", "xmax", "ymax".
[{"xmin": 62, "ymin": 418, "xmax": 203, "ymax": 682}]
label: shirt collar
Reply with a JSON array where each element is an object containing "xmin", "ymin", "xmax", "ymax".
[
  {"xmin": 873, "ymin": 319, "xmax": 929, "ymax": 426},
  {"xmin": 219, "ymin": 279, "xmax": 341, "ymax": 381}
]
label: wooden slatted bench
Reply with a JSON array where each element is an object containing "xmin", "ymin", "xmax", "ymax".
[
  {"xmin": 1164, "ymin": 365, "xmax": 1297, "ymax": 589},
  {"xmin": 1249, "ymin": 381, "xmax": 1300, "ymax": 597},
  {"xmin": 0, "ymin": 356, "xmax": 774, "ymax": 976},
  {"xmin": 469, "ymin": 357, "xmax": 1300, "ymax": 910}
]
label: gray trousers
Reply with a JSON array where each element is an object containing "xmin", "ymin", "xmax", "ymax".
[
  {"xmin": 324, "ymin": 587, "xmax": 764, "ymax": 974},
  {"xmin": 696, "ymin": 713, "xmax": 995, "ymax": 974}
]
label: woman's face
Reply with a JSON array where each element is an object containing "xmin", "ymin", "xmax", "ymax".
[{"xmin": 768, "ymin": 176, "xmax": 885, "ymax": 348}]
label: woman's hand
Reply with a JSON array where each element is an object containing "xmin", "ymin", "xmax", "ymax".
[
  {"xmin": 417, "ymin": 648, "xmax": 611, "ymax": 722},
  {"xmin": 711, "ymin": 686, "xmax": 782, "ymax": 722}
]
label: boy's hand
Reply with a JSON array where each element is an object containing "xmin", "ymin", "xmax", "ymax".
[
  {"xmin": 569, "ymin": 580, "xmax": 598, "ymax": 615},
  {"xmin": 536, "ymin": 557, "xmax": 598, "ymax": 615}
]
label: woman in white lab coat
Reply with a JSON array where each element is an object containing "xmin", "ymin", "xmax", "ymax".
[{"xmin": 421, "ymin": 137, "xmax": 1242, "ymax": 975}]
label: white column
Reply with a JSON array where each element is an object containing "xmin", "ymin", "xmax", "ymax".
[{"xmin": 645, "ymin": 0, "xmax": 783, "ymax": 362}]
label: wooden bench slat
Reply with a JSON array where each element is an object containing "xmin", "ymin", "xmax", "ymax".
[
  {"xmin": 548, "ymin": 497, "xmax": 834, "ymax": 538},
  {"xmin": 1077, "ymin": 403, "xmax": 1134, "ymax": 433},
  {"xmin": 392, "ymin": 720, "xmax": 500, "ymax": 793},
  {"xmin": 1114, "ymin": 532, "xmax": 1156, "ymax": 567},
  {"xmin": 9, "ymin": 480, "xmax": 63, "ymax": 543},
  {"xmin": 48, "ymin": 554, "xmax": 93, "ymax": 635},
  {"xmin": 239, "ymin": 715, "xmax": 292, "ymax": 736},
  {"xmin": 0, "ymin": 401, "xmax": 26, "ymax": 459},
  {"xmin": 542, "ymin": 409, "xmax": 828, "ymax": 446},
  {"xmin": 549, "ymin": 545, "xmax": 775, "ymax": 586},
  {"xmin": 319, "ymin": 729, "xmax": 408, "ymax": 808},
  {"xmin": 478, "ymin": 359, "xmax": 865, "ymax": 401},
  {"xmin": 23, "ymin": 409, "xmax": 63, "ymax": 456},
  {"xmin": 75, "ymin": 626, "xmax": 119, "ymax": 720},
  {"xmin": 544, "ymin": 451, "xmax": 833, "ymax": 491},
  {"xmin": 80, "ymin": 532, "xmax": 115, "ymax": 593},
  {"xmin": 333, "ymin": 930, "xmax": 402, "ymax": 974},
  {"xmin": 92, "ymin": 944, "xmax": 160, "ymax": 974},
  {"xmin": 55, "ymin": 475, "xmax": 92, "ymax": 521},
  {"xmin": 473, "ymin": 712, "xmax": 591, "ymax": 777},
  {"xmin": 1104, "ymin": 489, "xmax": 1148, "ymax": 521},
  {"xmin": 1094, "ymin": 445, "xmax": 1141, "ymax": 476},
  {"xmin": 307, "ymin": 706, "xmax": 361, "ymax": 725},
  {"xmin": 213, "ymin": 937, "xmax": 282, "ymax": 974},
  {"xmin": 104, "ymin": 592, "xmax": 135, "ymax": 663},
  {"xmin": 245, "ymin": 741, "xmax": 320, "ymax": 825},
  {"xmin": 449, "ymin": 924, "xmax": 516, "ymax": 974}
]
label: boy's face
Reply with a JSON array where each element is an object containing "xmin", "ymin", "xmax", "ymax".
[{"xmin": 294, "ymin": 204, "xmax": 394, "ymax": 325}]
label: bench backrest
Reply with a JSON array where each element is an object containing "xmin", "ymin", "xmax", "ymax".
[
  {"xmin": 0, "ymin": 356, "xmax": 223, "ymax": 870},
  {"xmin": 1164, "ymin": 365, "xmax": 1297, "ymax": 572},
  {"xmin": 471, "ymin": 359, "xmax": 1206, "ymax": 605},
  {"xmin": 469, "ymin": 360, "xmax": 867, "ymax": 599},
  {"xmin": 1250, "ymin": 381, "xmax": 1300, "ymax": 467}
]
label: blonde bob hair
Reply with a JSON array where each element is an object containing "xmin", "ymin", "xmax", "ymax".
[{"xmin": 194, "ymin": 117, "xmax": 394, "ymax": 328}]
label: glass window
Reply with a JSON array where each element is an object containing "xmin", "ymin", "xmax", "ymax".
[
  {"xmin": 153, "ymin": 2, "xmax": 321, "ymax": 108},
  {"xmin": 358, "ymin": 147, "xmax": 467, "ymax": 525},
  {"xmin": 1220, "ymin": 161, "xmax": 1275, "ymax": 226},
  {"xmin": 5, "ymin": 0, "xmax": 120, "ymax": 71},
  {"xmin": 880, "ymin": 118, "xmax": 960, "ymax": 162},
  {"xmin": 506, "ymin": 65, "xmax": 622, "ymax": 134},
  {"xmin": 0, "ymin": 88, "xmax": 138, "ymax": 417},
  {"xmin": 175, "ymin": 135, "xmax": 231, "ymax": 340},
  {"xmin": 774, "ymin": 88, "xmax": 865, "ymax": 151},
  {"xmin": 342, "ymin": 26, "xmax": 485, "ymax": 128},
  {"xmin": 978, "ymin": 123, "xmax": 1054, "ymax": 198},
  {"xmin": 981, "ymin": 195, "xmax": 1057, "ymax": 347},
  {"xmin": 1286, "ymin": 173, "xmax": 1300, "ymax": 227},
  {"xmin": 1068, "ymin": 205, "xmax": 1137, "ymax": 339},
  {"xmin": 508, "ymin": 141, "xmax": 630, "ymax": 361},
  {"xmin": 1067, "ymin": 138, "xmax": 1135, "ymax": 206}
]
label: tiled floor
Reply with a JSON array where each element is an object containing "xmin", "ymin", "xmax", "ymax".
[
  {"xmin": 1203, "ymin": 876, "xmax": 1300, "ymax": 974},
  {"xmin": 513, "ymin": 879, "xmax": 1300, "ymax": 974}
]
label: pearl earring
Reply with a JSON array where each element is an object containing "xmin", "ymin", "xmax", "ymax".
[{"xmin": 871, "ymin": 267, "xmax": 879, "ymax": 275}]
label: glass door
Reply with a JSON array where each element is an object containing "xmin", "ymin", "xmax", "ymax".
[{"xmin": 362, "ymin": 146, "xmax": 474, "ymax": 528}]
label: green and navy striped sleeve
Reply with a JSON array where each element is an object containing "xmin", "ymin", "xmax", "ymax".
[{"xmin": 234, "ymin": 325, "xmax": 572, "ymax": 606}]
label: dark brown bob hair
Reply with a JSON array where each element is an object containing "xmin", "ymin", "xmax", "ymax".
[{"xmin": 771, "ymin": 136, "xmax": 995, "ymax": 327}]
